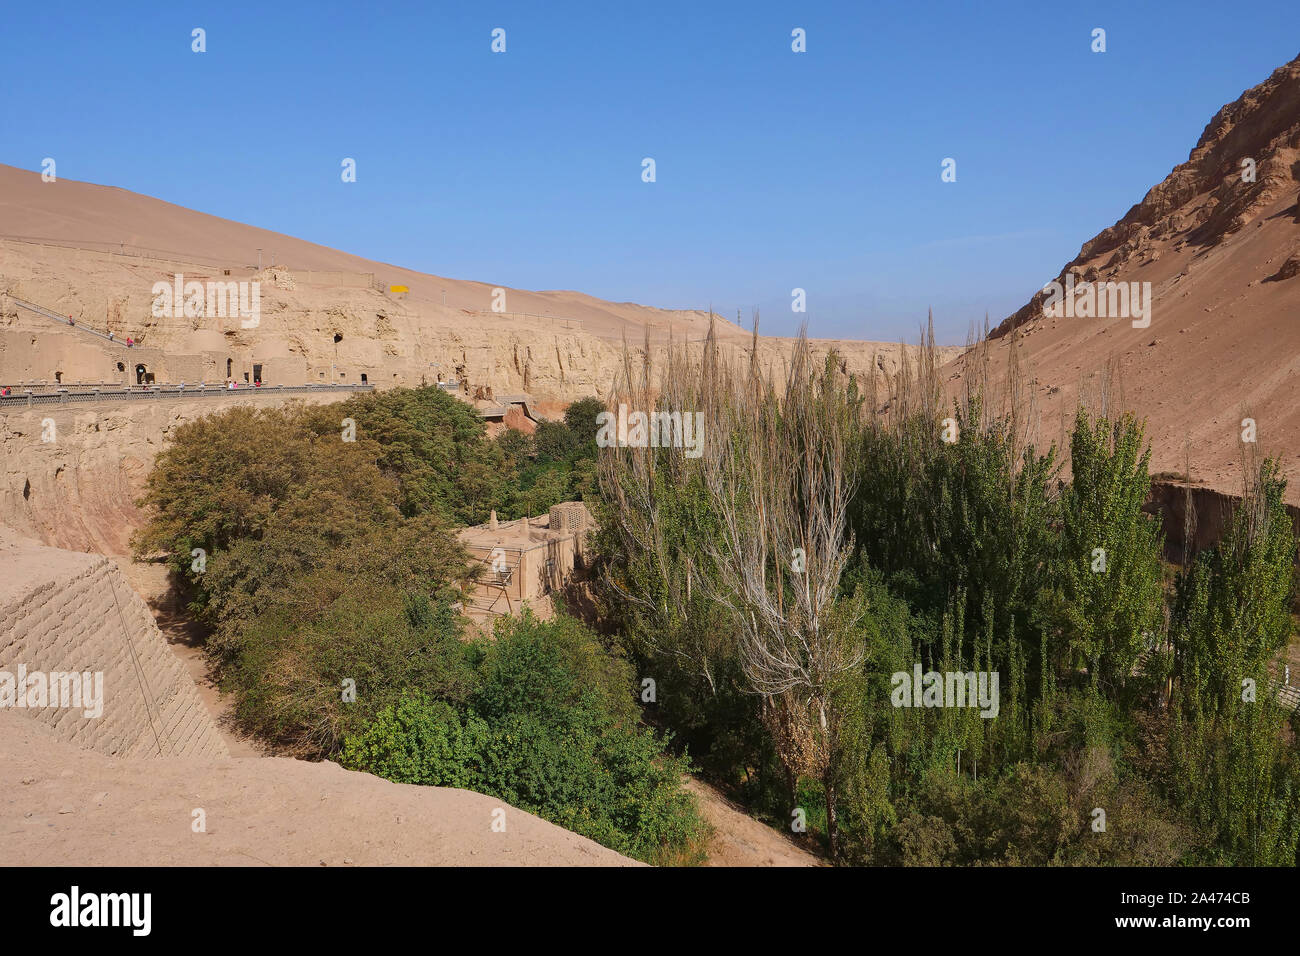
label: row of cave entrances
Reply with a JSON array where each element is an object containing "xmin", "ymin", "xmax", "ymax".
[
  {"xmin": 52, "ymin": 362, "xmax": 152, "ymax": 385},
  {"xmin": 55, "ymin": 353, "xmax": 374, "ymax": 388}
]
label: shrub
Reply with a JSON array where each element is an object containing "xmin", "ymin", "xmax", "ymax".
[
  {"xmin": 342, "ymin": 613, "xmax": 707, "ymax": 864},
  {"xmin": 339, "ymin": 695, "xmax": 489, "ymax": 789}
]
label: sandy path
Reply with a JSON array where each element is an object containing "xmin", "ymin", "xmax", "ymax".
[{"xmin": 684, "ymin": 778, "xmax": 823, "ymax": 867}]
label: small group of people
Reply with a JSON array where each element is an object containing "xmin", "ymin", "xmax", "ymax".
[{"xmin": 67, "ymin": 314, "xmax": 134, "ymax": 346}]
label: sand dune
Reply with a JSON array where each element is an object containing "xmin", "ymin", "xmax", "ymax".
[
  {"xmin": 0, "ymin": 161, "xmax": 726, "ymax": 343},
  {"xmin": 1, "ymin": 162, "xmax": 954, "ymax": 403}
]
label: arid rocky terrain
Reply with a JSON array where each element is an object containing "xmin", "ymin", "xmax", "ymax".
[
  {"xmin": 0, "ymin": 161, "xmax": 845, "ymax": 868},
  {"xmin": 3, "ymin": 51, "xmax": 1298, "ymax": 868},
  {"xmin": 952, "ymin": 53, "xmax": 1300, "ymax": 503}
]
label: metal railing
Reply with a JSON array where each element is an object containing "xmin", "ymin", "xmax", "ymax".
[
  {"xmin": 10, "ymin": 295, "xmax": 130, "ymax": 348},
  {"xmin": 463, "ymin": 309, "xmax": 584, "ymax": 331},
  {"xmin": 0, "ymin": 383, "xmax": 374, "ymax": 409}
]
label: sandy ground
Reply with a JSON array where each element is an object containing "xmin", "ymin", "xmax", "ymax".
[
  {"xmin": 683, "ymin": 779, "xmax": 823, "ymax": 867},
  {"xmin": 0, "ymin": 710, "xmax": 636, "ymax": 867}
]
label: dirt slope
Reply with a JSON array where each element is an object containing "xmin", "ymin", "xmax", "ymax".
[
  {"xmin": 0, "ymin": 161, "xmax": 723, "ymax": 343},
  {"xmin": 0, "ymin": 529, "xmax": 636, "ymax": 866},
  {"xmin": 683, "ymin": 778, "xmax": 823, "ymax": 867},
  {"xmin": 0, "ymin": 529, "xmax": 227, "ymax": 759},
  {"xmin": 0, "ymin": 711, "xmax": 636, "ymax": 867},
  {"xmin": 959, "ymin": 53, "xmax": 1300, "ymax": 502}
]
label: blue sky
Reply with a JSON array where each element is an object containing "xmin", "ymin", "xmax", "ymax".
[{"xmin": 2, "ymin": 1, "xmax": 1297, "ymax": 343}]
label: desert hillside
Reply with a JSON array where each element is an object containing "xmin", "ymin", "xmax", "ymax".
[
  {"xmin": 0, "ymin": 164, "xmax": 956, "ymax": 402},
  {"xmin": 955, "ymin": 53, "xmax": 1300, "ymax": 502},
  {"xmin": 0, "ymin": 161, "xmax": 926, "ymax": 869}
]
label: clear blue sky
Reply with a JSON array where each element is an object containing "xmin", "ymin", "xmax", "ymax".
[{"xmin": 2, "ymin": 1, "xmax": 1297, "ymax": 343}]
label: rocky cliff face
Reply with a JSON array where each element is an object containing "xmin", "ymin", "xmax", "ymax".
[
  {"xmin": 0, "ymin": 393, "xmax": 343, "ymax": 555},
  {"xmin": 1, "ymin": 240, "xmax": 952, "ymax": 404},
  {"xmin": 961, "ymin": 53, "xmax": 1300, "ymax": 503},
  {"xmin": 994, "ymin": 53, "xmax": 1300, "ymax": 338}
]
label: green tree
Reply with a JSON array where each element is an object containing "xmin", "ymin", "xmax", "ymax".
[
  {"xmin": 1050, "ymin": 409, "xmax": 1165, "ymax": 699},
  {"xmin": 1167, "ymin": 455, "xmax": 1300, "ymax": 865}
]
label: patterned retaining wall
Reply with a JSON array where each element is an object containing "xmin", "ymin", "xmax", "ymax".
[{"xmin": 0, "ymin": 532, "xmax": 227, "ymax": 758}]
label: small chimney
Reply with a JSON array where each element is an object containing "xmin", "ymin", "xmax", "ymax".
[{"xmin": 488, "ymin": 510, "xmax": 498, "ymax": 530}]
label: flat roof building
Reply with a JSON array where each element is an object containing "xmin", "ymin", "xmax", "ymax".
[{"xmin": 456, "ymin": 502, "xmax": 593, "ymax": 622}]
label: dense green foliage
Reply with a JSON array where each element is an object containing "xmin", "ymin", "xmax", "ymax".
[
  {"xmin": 134, "ymin": 372, "xmax": 1300, "ymax": 867},
  {"xmin": 340, "ymin": 613, "xmax": 706, "ymax": 864},
  {"xmin": 594, "ymin": 341, "xmax": 1300, "ymax": 867},
  {"xmin": 136, "ymin": 388, "xmax": 601, "ymax": 579},
  {"xmin": 1167, "ymin": 458, "xmax": 1300, "ymax": 864},
  {"xmin": 134, "ymin": 388, "xmax": 700, "ymax": 863},
  {"xmin": 492, "ymin": 395, "xmax": 604, "ymax": 515}
]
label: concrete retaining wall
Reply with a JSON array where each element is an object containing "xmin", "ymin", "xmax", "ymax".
[{"xmin": 0, "ymin": 531, "xmax": 228, "ymax": 758}]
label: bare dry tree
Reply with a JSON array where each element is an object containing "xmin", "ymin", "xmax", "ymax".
[
  {"xmin": 597, "ymin": 317, "xmax": 868, "ymax": 855},
  {"xmin": 695, "ymin": 327, "xmax": 866, "ymax": 855}
]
